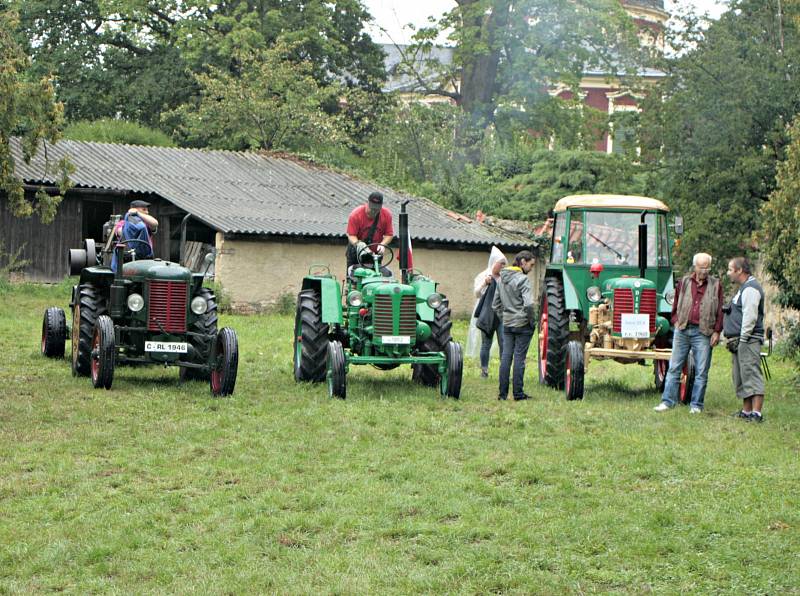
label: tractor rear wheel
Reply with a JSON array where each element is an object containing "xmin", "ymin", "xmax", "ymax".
[
  {"xmin": 91, "ymin": 315, "xmax": 115, "ymax": 390},
  {"xmin": 439, "ymin": 341, "xmax": 463, "ymax": 399},
  {"xmin": 412, "ymin": 300, "xmax": 453, "ymax": 387},
  {"xmin": 564, "ymin": 340, "xmax": 585, "ymax": 400},
  {"xmin": 538, "ymin": 277, "xmax": 569, "ymax": 388},
  {"xmin": 678, "ymin": 349, "xmax": 696, "ymax": 405},
  {"xmin": 180, "ymin": 287, "xmax": 218, "ymax": 382},
  {"xmin": 72, "ymin": 283, "xmax": 107, "ymax": 377},
  {"xmin": 293, "ymin": 289, "xmax": 329, "ymax": 383},
  {"xmin": 210, "ymin": 327, "xmax": 238, "ymax": 396},
  {"xmin": 327, "ymin": 340, "xmax": 347, "ymax": 399},
  {"xmin": 41, "ymin": 307, "xmax": 66, "ymax": 358}
]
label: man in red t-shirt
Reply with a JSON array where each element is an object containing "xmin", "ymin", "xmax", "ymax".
[{"xmin": 346, "ymin": 192, "xmax": 394, "ymax": 269}]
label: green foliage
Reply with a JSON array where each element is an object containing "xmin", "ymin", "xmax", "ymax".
[
  {"xmin": 0, "ymin": 240, "xmax": 29, "ymax": 292},
  {"xmin": 0, "ymin": 9, "xmax": 68, "ymax": 223},
  {"xmin": 166, "ymin": 46, "xmax": 345, "ymax": 152},
  {"xmin": 758, "ymin": 114, "xmax": 800, "ymax": 310},
  {"xmin": 640, "ymin": 0, "xmax": 800, "ymax": 272},
  {"xmin": 63, "ymin": 119, "xmax": 176, "ymax": 147}
]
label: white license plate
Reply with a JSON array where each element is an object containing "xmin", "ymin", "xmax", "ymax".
[
  {"xmin": 381, "ymin": 335, "xmax": 411, "ymax": 345},
  {"xmin": 145, "ymin": 341, "xmax": 188, "ymax": 353},
  {"xmin": 621, "ymin": 314, "xmax": 650, "ymax": 338}
]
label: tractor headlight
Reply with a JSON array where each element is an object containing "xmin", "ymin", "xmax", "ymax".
[
  {"xmin": 127, "ymin": 293, "xmax": 145, "ymax": 312},
  {"xmin": 347, "ymin": 291, "xmax": 364, "ymax": 307},
  {"xmin": 426, "ymin": 293, "xmax": 443, "ymax": 309},
  {"xmin": 665, "ymin": 289, "xmax": 675, "ymax": 306},
  {"xmin": 191, "ymin": 296, "xmax": 209, "ymax": 315},
  {"xmin": 586, "ymin": 286, "xmax": 602, "ymax": 303}
]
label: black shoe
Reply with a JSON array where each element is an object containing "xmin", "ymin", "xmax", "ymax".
[
  {"xmin": 732, "ymin": 410, "xmax": 751, "ymax": 419},
  {"xmin": 750, "ymin": 413, "xmax": 764, "ymax": 423},
  {"xmin": 513, "ymin": 393, "xmax": 531, "ymax": 401},
  {"xmin": 498, "ymin": 395, "xmax": 507, "ymax": 400},
  {"xmin": 481, "ymin": 369, "xmax": 489, "ymax": 378}
]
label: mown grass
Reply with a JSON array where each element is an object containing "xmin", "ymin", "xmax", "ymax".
[{"xmin": 1, "ymin": 282, "xmax": 798, "ymax": 593}]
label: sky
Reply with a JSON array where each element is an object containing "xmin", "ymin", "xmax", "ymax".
[{"xmin": 363, "ymin": 0, "xmax": 731, "ymax": 44}]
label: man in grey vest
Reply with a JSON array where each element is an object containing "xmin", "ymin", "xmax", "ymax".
[
  {"xmin": 724, "ymin": 257, "xmax": 766, "ymax": 422},
  {"xmin": 654, "ymin": 252, "xmax": 723, "ymax": 414}
]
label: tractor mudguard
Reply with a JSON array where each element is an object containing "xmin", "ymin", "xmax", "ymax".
[
  {"xmin": 411, "ymin": 278, "xmax": 437, "ymax": 321},
  {"xmin": 302, "ymin": 276, "xmax": 342, "ymax": 324},
  {"xmin": 79, "ymin": 267, "xmax": 114, "ymax": 287},
  {"xmin": 562, "ymin": 272, "xmax": 581, "ymax": 310}
]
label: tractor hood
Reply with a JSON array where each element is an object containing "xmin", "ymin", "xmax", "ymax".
[
  {"xmin": 122, "ymin": 259, "xmax": 193, "ymax": 282},
  {"xmin": 602, "ymin": 276, "xmax": 657, "ymax": 292}
]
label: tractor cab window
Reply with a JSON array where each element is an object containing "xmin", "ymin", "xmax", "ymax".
[
  {"xmin": 568, "ymin": 215, "xmax": 584, "ymax": 264},
  {"xmin": 584, "ymin": 211, "xmax": 657, "ymax": 267},
  {"xmin": 657, "ymin": 214, "xmax": 670, "ymax": 267},
  {"xmin": 551, "ymin": 214, "xmax": 567, "ymax": 263}
]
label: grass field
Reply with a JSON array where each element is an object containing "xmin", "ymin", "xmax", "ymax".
[{"xmin": 1, "ymin": 282, "xmax": 798, "ymax": 593}]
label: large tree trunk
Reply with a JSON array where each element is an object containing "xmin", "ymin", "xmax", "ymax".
[{"xmin": 455, "ymin": 0, "xmax": 511, "ymax": 158}]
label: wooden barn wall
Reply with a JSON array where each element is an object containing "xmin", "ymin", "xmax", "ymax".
[{"xmin": 0, "ymin": 192, "xmax": 180, "ymax": 282}]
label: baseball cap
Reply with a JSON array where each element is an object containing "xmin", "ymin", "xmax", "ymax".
[{"xmin": 368, "ymin": 192, "xmax": 383, "ymax": 205}]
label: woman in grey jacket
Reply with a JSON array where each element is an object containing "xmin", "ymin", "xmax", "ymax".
[{"xmin": 492, "ymin": 250, "xmax": 537, "ymax": 400}]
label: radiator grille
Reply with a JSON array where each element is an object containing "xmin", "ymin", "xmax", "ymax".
[
  {"xmin": 639, "ymin": 289, "xmax": 657, "ymax": 332},
  {"xmin": 147, "ymin": 281, "xmax": 188, "ymax": 333},
  {"xmin": 612, "ymin": 289, "xmax": 634, "ymax": 333},
  {"xmin": 373, "ymin": 294, "xmax": 416, "ymax": 337}
]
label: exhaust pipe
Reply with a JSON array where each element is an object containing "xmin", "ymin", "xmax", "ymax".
[
  {"xmin": 638, "ymin": 211, "xmax": 647, "ymax": 280},
  {"xmin": 399, "ymin": 200, "xmax": 410, "ymax": 284}
]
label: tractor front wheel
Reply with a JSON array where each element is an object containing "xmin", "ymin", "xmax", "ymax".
[
  {"xmin": 564, "ymin": 340, "xmax": 585, "ymax": 400},
  {"xmin": 211, "ymin": 327, "xmax": 238, "ymax": 396},
  {"xmin": 72, "ymin": 283, "xmax": 107, "ymax": 377},
  {"xmin": 91, "ymin": 315, "xmax": 115, "ymax": 390},
  {"xmin": 678, "ymin": 349, "xmax": 696, "ymax": 405},
  {"xmin": 654, "ymin": 359, "xmax": 668, "ymax": 392},
  {"xmin": 41, "ymin": 307, "xmax": 66, "ymax": 358},
  {"xmin": 412, "ymin": 301, "xmax": 453, "ymax": 387},
  {"xmin": 538, "ymin": 277, "xmax": 569, "ymax": 388},
  {"xmin": 181, "ymin": 287, "xmax": 218, "ymax": 382},
  {"xmin": 439, "ymin": 341, "xmax": 463, "ymax": 399},
  {"xmin": 294, "ymin": 289, "xmax": 329, "ymax": 383},
  {"xmin": 327, "ymin": 340, "xmax": 347, "ymax": 399}
]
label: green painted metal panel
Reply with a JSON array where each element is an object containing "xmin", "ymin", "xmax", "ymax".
[
  {"xmin": 318, "ymin": 276, "xmax": 342, "ymax": 324},
  {"xmin": 563, "ymin": 272, "xmax": 581, "ymax": 310},
  {"xmin": 411, "ymin": 278, "xmax": 436, "ymax": 321}
]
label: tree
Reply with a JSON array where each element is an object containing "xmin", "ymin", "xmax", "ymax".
[
  {"xmin": 395, "ymin": 0, "xmax": 643, "ymax": 148},
  {"xmin": 0, "ymin": 10, "xmax": 70, "ymax": 223},
  {"xmin": 166, "ymin": 46, "xmax": 346, "ymax": 152},
  {"xmin": 639, "ymin": 0, "xmax": 800, "ymax": 272},
  {"xmin": 758, "ymin": 114, "xmax": 800, "ymax": 310}
]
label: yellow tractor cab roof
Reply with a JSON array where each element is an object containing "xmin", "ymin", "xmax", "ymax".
[{"xmin": 553, "ymin": 194, "xmax": 670, "ymax": 213}]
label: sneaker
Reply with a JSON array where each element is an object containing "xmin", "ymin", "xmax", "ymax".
[
  {"xmin": 750, "ymin": 412, "xmax": 764, "ymax": 423},
  {"xmin": 480, "ymin": 368, "xmax": 489, "ymax": 378},
  {"xmin": 689, "ymin": 407, "xmax": 702, "ymax": 414},
  {"xmin": 498, "ymin": 395, "xmax": 507, "ymax": 401},
  {"xmin": 653, "ymin": 403, "xmax": 672, "ymax": 412},
  {"xmin": 732, "ymin": 410, "xmax": 751, "ymax": 419},
  {"xmin": 513, "ymin": 393, "xmax": 531, "ymax": 401}
]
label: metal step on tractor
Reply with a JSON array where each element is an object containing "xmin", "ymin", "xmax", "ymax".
[
  {"xmin": 293, "ymin": 201, "xmax": 463, "ymax": 399},
  {"xmin": 40, "ymin": 214, "xmax": 239, "ymax": 396},
  {"xmin": 538, "ymin": 195, "xmax": 696, "ymax": 401}
]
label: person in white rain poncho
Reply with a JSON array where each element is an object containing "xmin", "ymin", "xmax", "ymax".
[{"xmin": 466, "ymin": 246, "xmax": 507, "ymax": 377}]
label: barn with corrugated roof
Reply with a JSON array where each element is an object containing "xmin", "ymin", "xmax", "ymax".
[{"xmin": 1, "ymin": 139, "xmax": 532, "ymax": 314}]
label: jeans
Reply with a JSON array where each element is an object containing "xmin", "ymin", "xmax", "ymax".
[
  {"xmin": 661, "ymin": 325, "xmax": 712, "ymax": 409},
  {"xmin": 479, "ymin": 323, "xmax": 504, "ymax": 370},
  {"xmin": 498, "ymin": 325, "xmax": 534, "ymax": 398}
]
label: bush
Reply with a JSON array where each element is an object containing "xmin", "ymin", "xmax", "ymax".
[{"xmin": 63, "ymin": 119, "xmax": 176, "ymax": 147}]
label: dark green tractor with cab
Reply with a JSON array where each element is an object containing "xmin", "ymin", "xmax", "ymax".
[
  {"xmin": 293, "ymin": 202, "xmax": 462, "ymax": 399},
  {"xmin": 538, "ymin": 195, "xmax": 695, "ymax": 401},
  {"xmin": 40, "ymin": 215, "xmax": 238, "ymax": 396}
]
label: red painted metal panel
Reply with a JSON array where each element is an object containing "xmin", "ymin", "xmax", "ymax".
[{"xmin": 147, "ymin": 281, "xmax": 187, "ymax": 333}]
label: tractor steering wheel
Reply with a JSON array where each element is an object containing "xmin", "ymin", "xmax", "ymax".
[
  {"xmin": 115, "ymin": 238, "xmax": 154, "ymax": 257},
  {"xmin": 357, "ymin": 242, "xmax": 394, "ymax": 269}
]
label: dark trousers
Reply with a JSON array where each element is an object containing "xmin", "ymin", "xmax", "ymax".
[
  {"xmin": 498, "ymin": 325, "xmax": 534, "ymax": 399},
  {"xmin": 479, "ymin": 323, "xmax": 504, "ymax": 369}
]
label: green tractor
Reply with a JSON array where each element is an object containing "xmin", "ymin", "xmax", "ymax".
[
  {"xmin": 538, "ymin": 195, "xmax": 695, "ymax": 401},
  {"xmin": 40, "ymin": 214, "xmax": 239, "ymax": 396},
  {"xmin": 293, "ymin": 202, "xmax": 463, "ymax": 399}
]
